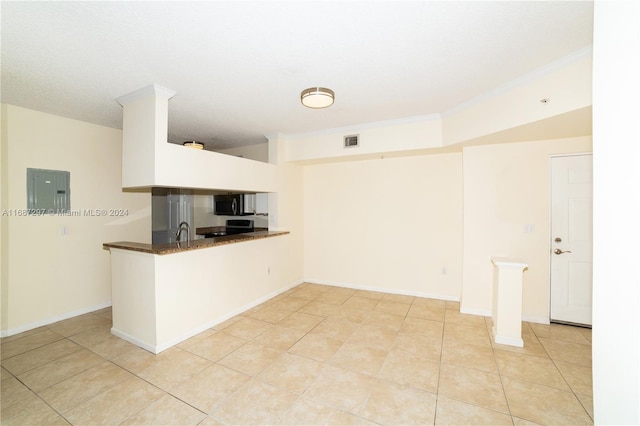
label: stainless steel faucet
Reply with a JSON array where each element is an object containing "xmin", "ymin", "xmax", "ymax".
[{"xmin": 175, "ymin": 221, "xmax": 190, "ymax": 245}]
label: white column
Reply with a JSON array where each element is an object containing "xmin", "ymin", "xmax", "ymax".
[
  {"xmin": 490, "ymin": 257, "xmax": 528, "ymax": 347},
  {"xmin": 116, "ymin": 84, "xmax": 176, "ymax": 188}
]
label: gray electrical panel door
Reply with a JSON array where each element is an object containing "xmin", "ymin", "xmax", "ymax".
[{"xmin": 27, "ymin": 168, "xmax": 70, "ymax": 213}]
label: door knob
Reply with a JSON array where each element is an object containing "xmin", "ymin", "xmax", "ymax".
[{"xmin": 554, "ymin": 248, "xmax": 572, "ymax": 255}]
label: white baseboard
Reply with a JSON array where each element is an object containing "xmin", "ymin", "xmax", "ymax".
[
  {"xmin": 458, "ymin": 309, "xmax": 550, "ymax": 324},
  {"xmin": 304, "ymin": 279, "xmax": 460, "ymax": 302},
  {"xmin": 522, "ymin": 315, "xmax": 550, "ymax": 325},
  {"xmin": 459, "ymin": 307, "xmax": 492, "ymax": 317},
  {"xmin": 1, "ymin": 301, "xmax": 112, "ymax": 338},
  {"xmin": 110, "ymin": 327, "xmax": 157, "ymax": 353},
  {"xmin": 492, "ymin": 326, "xmax": 524, "ymax": 347}
]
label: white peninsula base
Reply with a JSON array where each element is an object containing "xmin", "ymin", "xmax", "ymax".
[{"xmin": 106, "ymin": 233, "xmax": 295, "ymax": 353}]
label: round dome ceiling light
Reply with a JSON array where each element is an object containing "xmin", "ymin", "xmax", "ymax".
[
  {"xmin": 183, "ymin": 141, "xmax": 204, "ymax": 150},
  {"xmin": 301, "ymin": 87, "xmax": 335, "ymax": 109}
]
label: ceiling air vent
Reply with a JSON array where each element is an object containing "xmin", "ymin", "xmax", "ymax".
[{"xmin": 344, "ymin": 134, "xmax": 359, "ymax": 148}]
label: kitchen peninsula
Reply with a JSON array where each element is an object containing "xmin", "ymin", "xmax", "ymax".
[
  {"xmin": 103, "ymin": 230, "xmax": 290, "ymax": 354},
  {"xmin": 101, "ymin": 84, "xmax": 297, "ymax": 354}
]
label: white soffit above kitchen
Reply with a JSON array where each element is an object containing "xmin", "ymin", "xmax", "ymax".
[{"xmin": 0, "ymin": 1, "xmax": 594, "ymax": 150}]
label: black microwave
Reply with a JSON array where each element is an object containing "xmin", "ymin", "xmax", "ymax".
[{"xmin": 214, "ymin": 194, "xmax": 252, "ymax": 216}]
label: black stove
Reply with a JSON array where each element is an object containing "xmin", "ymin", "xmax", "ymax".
[
  {"xmin": 225, "ymin": 219, "xmax": 255, "ymax": 235},
  {"xmin": 203, "ymin": 219, "xmax": 254, "ymax": 238}
]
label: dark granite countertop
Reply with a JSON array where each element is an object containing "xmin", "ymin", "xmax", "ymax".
[{"xmin": 103, "ymin": 230, "xmax": 289, "ymax": 255}]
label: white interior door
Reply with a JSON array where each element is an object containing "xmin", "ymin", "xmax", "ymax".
[{"xmin": 550, "ymin": 154, "xmax": 593, "ymax": 326}]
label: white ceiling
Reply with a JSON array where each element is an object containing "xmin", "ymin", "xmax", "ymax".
[{"xmin": 1, "ymin": 1, "xmax": 594, "ymax": 150}]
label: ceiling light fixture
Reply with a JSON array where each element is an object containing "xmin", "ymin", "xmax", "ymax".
[
  {"xmin": 301, "ymin": 87, "xmax": 335, "ymax": 109},
  {"xmin": 183, "ymin": 141, "xmax": 204, "ymax": 150}
]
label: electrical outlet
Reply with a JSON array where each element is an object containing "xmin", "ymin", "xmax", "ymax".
[{"xmin": 523, "ymin": 224, "xmax": 535, "ymax": 234}]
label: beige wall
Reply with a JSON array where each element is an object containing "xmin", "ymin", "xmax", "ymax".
[
  {"xmin": 442, "ymin": 51, "xmax": 592, "ymax": 146},
  {"xmin": 302, "ymin": 135, "xmax": 592, "ymax": 315},
  {"xmin": 0, "ymin": 104, "xmax": 151, "ymax": 335},
  {"xmin": 266, "ymin": 135, "xmax": 305, "ymax": 287},
  {"xmin": 303, "ymin": 152, "xmax": 464, "ymax": 299},
  {"xmin": 286, "ymin": 115, "xmax": 443, "ymax": 163},
  {"xmin": 461, "ymin": 136, "xmax": 593, "ymax": 321}
]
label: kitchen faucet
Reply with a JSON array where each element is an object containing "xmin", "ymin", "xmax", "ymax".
[{"xmin": 175, "ymin": 221, "xmax": 190, "ymax": 245}]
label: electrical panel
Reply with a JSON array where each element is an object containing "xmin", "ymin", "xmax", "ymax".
[{"xmin": 27, "ymin": 168, "xmax": 70, "ymax": 213}]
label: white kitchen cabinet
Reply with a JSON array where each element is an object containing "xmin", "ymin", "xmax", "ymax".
[
  {"xmin": 256, "ymin": 193, "xmax": 268, "ymax": 215},
  {"xmin": 243, "ymin": 194, "xmax": 256, "ymax": 214}
]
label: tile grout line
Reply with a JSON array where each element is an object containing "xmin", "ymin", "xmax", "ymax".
[
  {"xmin": 4, "ymin": 325, "xmax": 118, "ymax": 426},
  {"xmin": 69, "ymin": 335, "xmax": 169, "ymax": 426},
  {"xmin": 432, "ymin": 313, "xmax": 444, "ymax": 426},
  {"xmin": 348, "ymin": 296, "xmax": 399, "ymax": 423},
  {"xmin": 275, "ymin": 289, "xmax": 352, "ymax": 424},
  {"xmin": 306, "ymin": 292, "xmax": 369, "ymax": 421},
  {"xmin": 2, "ymin": 285, "xmax": 594, "ymax": 425},
  {"xmin": 538, "ymin": 331, "xmax": 594, "ymax": 422},
  {"xmin": 105, "ymin": 355, "xmax": 210, "ymax": 425},
  {"xmin": 488, "ymin": 321, "xmax": 516, "ymax": 425},
  {"xmin": 61, "ymin": 320, "xmax": 217, "ymax": 425},
  {"xmin": 500, "ymin": 322, "xmax": 593, "ymax": 424}
]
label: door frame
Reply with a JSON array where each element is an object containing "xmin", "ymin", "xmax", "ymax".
[{"xmin": 548, "ymin": 152, "xmax": 593, "ymax": 326}]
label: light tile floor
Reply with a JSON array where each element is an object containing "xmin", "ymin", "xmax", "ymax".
[{"xmin": 1, "ymin": 283, "xmax": 593, "ymax": 425}]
